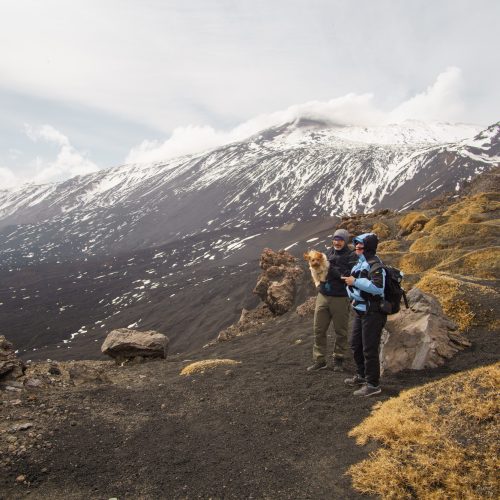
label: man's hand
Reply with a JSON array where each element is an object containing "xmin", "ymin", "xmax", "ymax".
[{"xmin": 342, "ymin": 276, "xmax": 356, "ymax": 286}]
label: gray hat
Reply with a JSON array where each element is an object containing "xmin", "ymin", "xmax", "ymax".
[{"xmin": 333, "ymin": 229, "xmax": 350, "ymax": 242}]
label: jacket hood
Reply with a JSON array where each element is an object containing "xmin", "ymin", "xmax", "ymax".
[{"xmin": 353, "ymin": 232, "xmax": 379, "ymax": 257}]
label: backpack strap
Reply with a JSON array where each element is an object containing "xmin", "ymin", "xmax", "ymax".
[
  {"xmin": 367, "ymin": 256, "xmax": 384, "ymax": 276},
  {"xmin": 402, "ymin": 289, "xmax": 409, "ymax": 309}
]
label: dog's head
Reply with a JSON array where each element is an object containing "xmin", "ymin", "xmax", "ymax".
[{"xmin": 303, "ymin": 250, "xmax": 326, "ymax": 269}]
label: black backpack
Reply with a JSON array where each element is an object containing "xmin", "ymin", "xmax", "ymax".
[{"xmin": 368, "ymin": 258, "xmax": 409, "ymax": 315}]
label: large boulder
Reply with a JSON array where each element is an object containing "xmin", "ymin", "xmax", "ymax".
[
  {"xmin": 252, "ymin": 248, "xmax": 303, "ymax": 315},
  {"xmin": 101, "ymin": 328, "xmax": 169, "ymax": 363},
  {"xmin": 217, "ymin": 248, "xmax": 303, "ymax": 343},
  {"xmin": 0, "ymin": 336, "xmax": 25, "ymax": 381},
  {"xmin": 380, "ymin": 288, "xmax": 471, "ymax": 373}
]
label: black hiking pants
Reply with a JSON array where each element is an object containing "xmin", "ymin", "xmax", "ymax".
[{"xmin": 350, "ymin": 309, "xmax": 387, "ymax": 387}]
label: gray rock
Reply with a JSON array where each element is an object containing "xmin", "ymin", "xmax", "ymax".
[
  {"xmin": 381, "ymin": 287, "xmax": 471, "ymax": 373},
  {"xmin": 0, "ymin": 336, "xmax": 25, "ymax": 381},
  {"xmin": 10, "ymin": 422, "xmax": 33, "ymax": 432},
  {"xmin": 101, "ymin": 328, "xmax": 169, "ymax": 363},
  {"xmin": 24, "ymin": 378, "xmax": 43, "ymax": 388},
  {"xmin": 68, "ymin": 364, "xmax": 109, "ymax": 386}
]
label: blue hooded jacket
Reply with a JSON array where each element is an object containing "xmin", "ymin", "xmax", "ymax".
[{"xmin": 346, "ymin": 233, "xmax": 385, "ymax": 312}]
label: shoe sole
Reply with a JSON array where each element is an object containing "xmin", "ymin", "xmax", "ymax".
[
  {"xmin": 344, "ymin": 379, "xmax": 366, "ymax": 386},
  {"xmin": 307, "ymin": 365, "xmax": 328, "ymax": 372},
  {"xmin": 353, "ymin": 388, "xmax": 382, "ymax": 397}
]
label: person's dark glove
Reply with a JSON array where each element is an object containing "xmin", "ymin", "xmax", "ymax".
[{"xmin": 316, "ymin": 281, "xmax": 326, "ymax": 293}]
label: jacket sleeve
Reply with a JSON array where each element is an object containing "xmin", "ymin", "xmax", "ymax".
[
  {"xmin": 326, "ymin": 266, "xmax": 342, "ymax": 280},
  {"xmin": 354, "ymin": 267, "xmax": 385, "ymax": 296}
]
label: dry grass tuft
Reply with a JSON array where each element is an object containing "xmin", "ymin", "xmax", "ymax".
[
  {"xmin": 424, "ymin": 214, "xmax": 450, "ymax": 232},
  {"xmin": 444, "ymin": 192, "xmax": 500, "ymax": 220},
  {"xmin": 436, "ymin": 246, "xmax": 500, "ymax": 279},
  {"xmin": 348, "ymin": 363, "xmax": 500, "ymax": 499},
  {"xmin": 376, "ymin": 251, "xmax": 404, "ymax": 269},
  {"xmin": 372, "ymin": 222, "xmax": 391, "ymax": 239},
  {"xmin": 415, "ymin": 272, "xmax": 476, "ymax": 330},
  {"xmin": 399, "ymin": 249, "xmax": 461, "ymax": 274},
  {"xmin": 377, "ymin": 239, "xmax": 401, "ymax": 252},
  {"xmin": 180, "ymin": 359, "xmax": 241, "ymax": 376},
  {"xmin": 409, "ymin": 222, "xmax": 499, "ymax": 252},
  {"xmin": 399, "ymin": 212, "xmax": 430, "ymax": 234},
  {"xmin": 415, "ymin": 271, "xmax": 499, "ymax": 331}
]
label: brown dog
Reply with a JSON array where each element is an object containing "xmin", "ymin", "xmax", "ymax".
[{"xmin": 303, "ymin": 250, "xmax": 329, "ymax": 287}]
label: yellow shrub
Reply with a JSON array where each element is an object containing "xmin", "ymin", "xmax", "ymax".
[
  {"xmin": 180, "ymin": 359, "xmax": 241, "ymax": 376},
  {"xmin": 348, "ymin": 364, "xmax": 500, "ymax": 499}
]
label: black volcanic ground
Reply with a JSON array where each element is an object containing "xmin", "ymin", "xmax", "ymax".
[{"xmin": 1, "ymin": 216, "xmax": 337, "ymax": 360}]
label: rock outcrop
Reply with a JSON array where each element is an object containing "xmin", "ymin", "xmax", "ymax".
[
  {"xmin": 0, "ymin": 336, "xmax": 25, "ymax": 381},
  {"xmin": 380, "ymin": 288, "xmax": 471, "ymax": 373},
  {"xmin": 253, "ymin": 248, "xmax": 303, "ymax": 315},
  {"xmin": 217, "ymin": 248, "xmax": 303, "ymax": 342},
  {"xmin": 101, "ymin": 328, "xmax": 169, "ymax": 363},
  {"xmin": 296, "ymin": 297, "xmax": 316, "ymax": 317}
]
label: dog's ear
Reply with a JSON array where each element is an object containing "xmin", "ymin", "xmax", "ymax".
[{"xmin": 303, "ymin": 252, "xmax": 310, "ymax": 261}]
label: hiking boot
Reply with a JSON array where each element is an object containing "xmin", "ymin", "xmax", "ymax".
[
  {"xmin": 306, "ymin": 361, "xmax": 327, "ymax": 372},
  {"xmin": 353, "ymin": 384, "xmax": 382, "ymax": 397},
  {"xmin": 344, "ymin": 374, "xmax": 366, "ymax": 386},
  {"xmin": 331, "ymin": 357, "xmax": 345, "ymax": 372}
]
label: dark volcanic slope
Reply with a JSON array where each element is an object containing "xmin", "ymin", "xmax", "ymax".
[{"xmin": 1, "ymin": 217, "xmax": 337, "ymax": 360}]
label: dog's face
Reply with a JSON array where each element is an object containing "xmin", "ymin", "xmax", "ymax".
[{"xmin": 303, "ymin": 250, "xmax": 326, "ymax": 269}]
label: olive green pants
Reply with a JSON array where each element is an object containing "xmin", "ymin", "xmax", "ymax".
[{"xmin": 312, "ymin": 294, "xmax": 351, "ymax": 362}]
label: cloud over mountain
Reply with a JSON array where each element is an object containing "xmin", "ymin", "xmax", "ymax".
[
  {"xmin": 126, "ymin": 68, "xmax": 468, "ymax": 164},
  {"xmin": 24, "ymin": 124, "xmax": 99, "ymax": 185}
]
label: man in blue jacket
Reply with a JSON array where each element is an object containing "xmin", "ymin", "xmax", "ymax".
[{"xmin": 342, "ymin": 233, "xmax": 386, "ymax": 396}]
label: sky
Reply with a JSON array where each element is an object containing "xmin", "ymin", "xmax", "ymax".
[{"xmin": 0, "ymin": 0, "xmax": 499, "ymax": 189}]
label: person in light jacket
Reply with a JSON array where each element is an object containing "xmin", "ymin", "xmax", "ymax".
[{"xmin": 342, "ymin": 233, "xmax": 386, "ymax": 397}]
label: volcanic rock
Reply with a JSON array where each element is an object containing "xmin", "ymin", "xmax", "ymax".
[
  {"xmin": 68, "ymin": 363, "xmax": 110, "ymax": 386},
  {"xmin": 252, "ymin": 248, "xmax": 303, "ymax": 315},
  {"xmin": 101, "ymin": 328, "xmax": 169, "ymax": 363},
  {"xmin": 217, "ymin": 305, "xmax": 274, "ymax": 342},
  {"xmin": 296, "ymin": 297, "xmax": 316, "ymax": 317},
  {"xmin": 380, "ymin": 288, "xmax": 471, "ymax": 373},
  {"xmin": 0, "ymin": 336, "xmax": 25, "ymax": 381}
]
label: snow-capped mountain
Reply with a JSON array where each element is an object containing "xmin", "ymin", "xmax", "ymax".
[
  {"xmin": 0, "ymin": 120, "xmax": 497, "ymax": 268},
  {"xmin": 0, "ymin": 119, "xmax": 498, "ymax": 359}
]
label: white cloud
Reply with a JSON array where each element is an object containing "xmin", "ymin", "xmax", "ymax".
[
  {"xmin": 25, "ymin": 124, "xmax": 99, "ymax": 185},
  {"xmin": 0, "ymin": 167, "xmax": 18, "ymax": 190},
  {"xmin": 25, "ymin": 124, "xmax": 70, "ymax": 147},
  {"xmin": 389, "ymin": 67, "xmax": 464, "ymax": 122},
  {"xmin": 126, "ymin": 68, "xmax": 467, "ymax": 163},
  {"xmin": 126, "ymin": 92, "xmax": 385, "ymax": 163}
]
